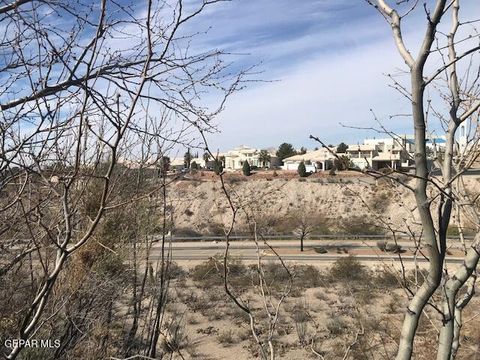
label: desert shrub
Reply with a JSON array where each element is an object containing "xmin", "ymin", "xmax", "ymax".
[
  {"xmin": 191, "ymin": 256, "xmax": 251, "ymax": 288},
  {"xmin": 227, "ymin": 305, "xmax": 250, "ymax": 325},
  {"xmin": 167, "ymin": 262, "xmax": 186, "ymax": 280},
  {"xmin": 340, "ymin": 216, "xmax": 384, "ymax": 235},
  {"xmin": 406, "ymin": 268, "xmax": 429, "ymax": 287},
  {"xmin": 376, "ymin": 241, "xmax": 387, "ymax": 251},
  {"xmin": 286, "ymin": 299, "xmax": 310, "ymax": 345},
  {"xmin": 93, "ymin": 252, "xmax": 127, "ymax": 277},
  {"xmin": 374, "ymin": 267, "xmax": 399, "ymax": 288},
  {"xmin": 257, "ymin": 262, "xmax": 291, "ymax": 287},
  {"xmin": 290, "ymin": 299, "xmax": 310, "ymax": 323},
  {"xmin": 330, "ymin": 256, "xmax": 367, "ymax": 282},
  {"xmin": 206, "ymin": 308, "xmax": 225, "ymax": 321},
  {"xmin": 376, "ymin": 241, "xmax": 403, "ymax": 253},
  {"xmin": 237, "ymin": 328, "xmax": 251, "ymax": 341},
  {"xmin": 174, "ymin": 227, "xmax": 202, "ymax": 238},
  {"xmin": 369, "ymin": 190, "xmax": 391, "ymax": 213},
  {"xmin": 227, "ymin": 177, "xmax": 242, "ymax": 184},
  {"xmin": 385, "ymin": 242, "xmax": 403, "ymax": 253},
  {"xmin": 313, "ymin": 246, "xmax": 328, "ymax": 254},
  {"xmin": 326, "ymin": 317, "xmax": 348, "ymax": 335},
  {"xmin": 295, "ymin": 321, "xmax": 308, "ymax": 346},
  {"xmin": 196, "ymin": 326, "xmax": 218, "ymax": 336},
  {"xmin": 314, "ymin": 291, "xmax": 329, "ymax": 301},
  {"xmin": 206, "ymin": 222, "xmax": 225, "ymax": 236},
  {"xmin": 160, "ymin": 314, "xmax": 190, "ymax": 355},
  {"xmin": 218, "ymin": 329, "xmax": 236, "ymax": 346},
  {"xmin": 293, "ymin": 265, "xmax": 324, "ymax": 288}
]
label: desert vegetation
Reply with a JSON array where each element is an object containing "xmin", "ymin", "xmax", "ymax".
[{"xmin": 1, "ymin": 0, "xmax": 480, "ymax": 359}]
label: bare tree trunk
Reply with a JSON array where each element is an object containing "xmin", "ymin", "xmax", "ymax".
[
  {"xmin": 437, "ymin": 235, "xmax": 479, "ymax": 359},
  {"xmin": 396, "ymin": 66, "xmax": 445, "ymax": 360}
]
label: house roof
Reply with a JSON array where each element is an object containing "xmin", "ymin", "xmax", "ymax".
[
  {"xmin": 372, "ymin": 153, "xmax": 401, "ymax": 161},
  {"xmin": 225, "ymin": 145, "xmax": 277, "ymax": 157},
  {"xmin": 346, "ymin": 144, "xmax": 377, "ymax": 152},
  {"xmin": 170, "ymin": 158, "xmax": 184, "ymax": 166},
  {"xmin": 283, "ymin": 148, "xmax": 336, "ymax": 162}
]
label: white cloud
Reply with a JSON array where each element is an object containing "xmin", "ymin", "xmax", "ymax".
[
  {"xmin": 206, "ymin": 38, "xmax": 410, "ymax": 150},
  {"xmin": 202, "ymin": 0, "xmax": 480, "ymax": 151}
]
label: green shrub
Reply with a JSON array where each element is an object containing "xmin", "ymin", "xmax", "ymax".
[
  {"xmin": 214, "ymin": 160, "xmax": 223, "ymax": 175},
  {"xmin": 385, "ymin": 243, "xmax": 403, "ymax": 253},
  {"xmin": 242, "ymin": 161, "xmax": 251, "ymax": 176},
  {"xmin": 297, "ymin": 161, "xmax": 307, "ymax": 177},
  {"xmin": 313, "ymin": 247, "xmax": 328, "ymax": 254}
]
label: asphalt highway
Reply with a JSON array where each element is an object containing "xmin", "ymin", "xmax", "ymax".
[{"xmin": 147, "ymin": 240, "xmax": 467, "ymax": 264}]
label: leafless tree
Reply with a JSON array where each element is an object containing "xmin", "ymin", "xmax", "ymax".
[
  {"xmin": 363, "ymin": 1, "xmax": 480, "ymax": 359},
  {"xmin": 0, "ymin": 0, "xmax": 247, "ymax": 358},
  {"xmin": 197, "ymin": 133, "xmax": 293, "ymax": 360}
]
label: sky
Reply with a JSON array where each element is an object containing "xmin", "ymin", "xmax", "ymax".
[
  {"xmin": 2, "ymin": 0, "xmax": 478, "ymax": 158},
  {"xmin": 173, "ymin": 0, "xmax": 480, "ymax": 152}
]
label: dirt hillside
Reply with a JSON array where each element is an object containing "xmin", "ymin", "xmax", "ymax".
[{"xmin": 166, "ymin": 174, "xmax": 403, "ymax": 236}]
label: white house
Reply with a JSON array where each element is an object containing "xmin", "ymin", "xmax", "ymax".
[
  {"xmin": 282, "ymin": 148, "xmax": 336, "ymax": 172},
  {"xmin": 345, "ymin": 143, "xmax": 378, "ymax": 170},
  {"xmin": 170, "ymin": 158, "xmax": 185, "ymax": 172},
  {"xmin": 347, "ymin": 136, "xmax": 417, "ymax": 170},
  {"xmin": 224, "ymin": 145, "xmax": 279, "ymax": 171}
]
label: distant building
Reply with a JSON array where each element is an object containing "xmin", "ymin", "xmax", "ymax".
[
  {"xmin": 282, "ymin": 148, "xmax": 336, "ymax": 172},
  {"xmin": 224, "ymin": 145, "xmax": 279, "ymax": 171},
  {"xmin": 170, "ymin": 158, "xmax": 185, "ymax": 172},
  {"xmin": 190, "ymin": 156, "xmax": 216, "ymax": 170},
  {"xmin": 345, "ymin": 143, "xmax": 379, "ymax": 170},
  {"xmin": 347, "ymin": 136, "xmax": 415, "ymax": 170}
]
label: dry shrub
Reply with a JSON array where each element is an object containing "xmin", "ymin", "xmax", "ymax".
[
  {"xmin": 339, "ymin": 216, "xmax": 384, "ymax": 235},
  {"xmin": 374, "ymin": 266, "xmax": 400, "ymax": 289},
  {"xmin": 160, "ymin": 313, "xmax": 190, "ymax": 355},
  {"xmin": 217, "ymin": 329, "xmax": 236, "ymax": 346},
  {"xmin": 326, "ymin": 317, "xmax": 348, "ymax": 335},
  {"xmin": 330, "ymin": 256, "xmax": 368, "ymax": 282},
  {"xmin": 190, "ymin": 256, "xmax": 251, "ymax": 288},
  {"xmin": 293, "ymin": 264, "xmax": 325, "ymax": 289}
]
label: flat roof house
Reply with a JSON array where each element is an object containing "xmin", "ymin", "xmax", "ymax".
[{"xmin": 348, "ymin": 136, "xmax": 415, "ymax": 170}]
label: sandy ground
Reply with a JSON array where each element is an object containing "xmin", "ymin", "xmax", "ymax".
[{"xmin": 157, "ymin": 259, "xmax": 480, "ymax": 360}]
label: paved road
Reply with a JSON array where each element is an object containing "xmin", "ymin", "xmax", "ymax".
[{"xmin": 147, "ymin": 240, "xmax": 466, "ymax": 264}]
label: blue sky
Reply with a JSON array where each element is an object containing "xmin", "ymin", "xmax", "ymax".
[
  {"xmin": 3, "ymin": 0, "xmax": 477, "ymax": 156},
  {"xmin": 174, "ymin": 0, "xmax": 479, "ymax": 152}
]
